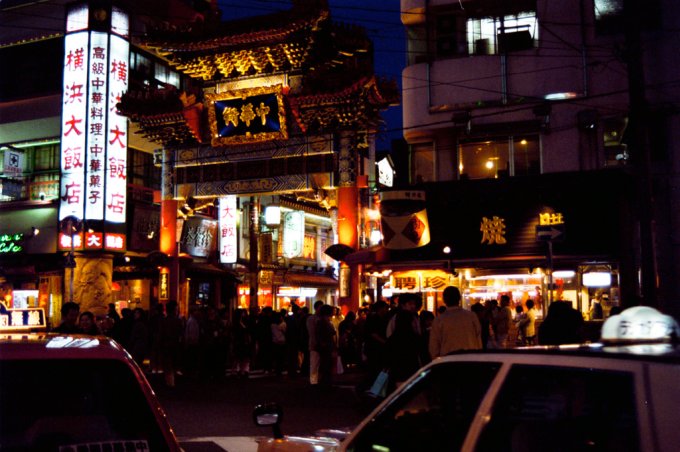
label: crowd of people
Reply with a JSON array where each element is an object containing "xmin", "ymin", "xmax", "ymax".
[{"xmin": 48, "ymin": 288, "xmax": 589, "ymax": 391}]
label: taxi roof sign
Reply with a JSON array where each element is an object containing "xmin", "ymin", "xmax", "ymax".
[
  {"xmin": 601, "ymin": 306, "xmax": 680, "ymax": 343},
  {"xmin": 0, "ymin": 303, "xmax": 47, "ymax": 332}
]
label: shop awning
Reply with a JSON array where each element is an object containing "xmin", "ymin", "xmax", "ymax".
[{"xmin": 283, "ymin": 272, "xmax": 338, "ymax": 287}]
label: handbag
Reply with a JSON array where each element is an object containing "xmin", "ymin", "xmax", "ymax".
[{"xmin": 367, "ymin": 370, "xmax": 389, "ymax": 398}]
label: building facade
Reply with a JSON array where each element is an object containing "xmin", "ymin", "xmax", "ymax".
[{"xmin": 373, "ymin": 0, "xmax": 680, "ymax": 319}]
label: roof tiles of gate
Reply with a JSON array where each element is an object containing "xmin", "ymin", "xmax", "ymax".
[{"xmin": 117, "ymin": 2, "xmax": 399, "ymax": 148}]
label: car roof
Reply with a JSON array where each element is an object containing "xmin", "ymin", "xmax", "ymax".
[
  {"xmin": 0, "ymin": 333, "xmax": 132, "ymax": 361},
  {"xmin": 438, "ymin": 341, "xmax": 680, "ymax": 366}
]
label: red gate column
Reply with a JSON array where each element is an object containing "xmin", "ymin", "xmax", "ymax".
[
  {"xmin": 337, "ymin": 131, "xmax": 360, "ymax": 313},
  {"xmin": 159, "ymin": 147, "xmax": 179, "ymax": 304}
]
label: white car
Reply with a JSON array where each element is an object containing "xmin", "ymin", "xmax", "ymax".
[{"xmin": 255, "ymin": 306, "xmax": 680, "ymax": 452}]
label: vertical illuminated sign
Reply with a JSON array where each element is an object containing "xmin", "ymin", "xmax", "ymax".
[
  {"xmin": 60, "ymin": 30, "xmax": 89, "ymax": 221},
  {"xmin": 283, "ymin": 211, "xmax": 305, "ymax": 258},
  {"xmin": 218, "ymin": 195, "xmax": 238, "ymax": 263},
  {"xmin": 105, "ymin": 31, "xmax": 128, "ymax": 224},
  {"xmin": 85, "ymin": 31, "xmax": 108, "ymax": 220},
  {"xmin": 59, "ymin": 5, "xmax": 129, "ymax": 249}
]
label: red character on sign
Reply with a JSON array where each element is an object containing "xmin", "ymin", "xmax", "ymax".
[
  {"xmin": 65, "ymin": 83, "xmax": 84, "ymax": 104},
  {"xmin": 107, "ymin": 193, "xmax": 125, "ymax": 214},
  {"xmin": 108, "ymin": 126, "xmax": 126, "ymax": 148},
  {"xmin": 61, "ymin": 182, "xmax": 81, "ymax": 204},
  {"xmin": 64, "ymin": 115, "xmax": 83, "ymax": 137},
  {"xmin": 65, "ymin": 48, "xmax": 85, "ymax": 71},
  {"xmin": 111, "ymin": 60, "xmax": 127, "ymax": 82}
]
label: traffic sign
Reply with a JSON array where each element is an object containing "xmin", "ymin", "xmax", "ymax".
[{"xmin": 536, "ymin": 224, "xmax": 565, "ymax": 242}]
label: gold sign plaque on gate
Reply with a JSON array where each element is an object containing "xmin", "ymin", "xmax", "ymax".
[{"xmin": 206, "ymin": 85, "xmax": 288, "ymax": 146}]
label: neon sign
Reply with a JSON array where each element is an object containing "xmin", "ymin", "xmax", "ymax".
[{"xmin": 0, "ymin": 233, "xmax": 24, "ymax": 254}]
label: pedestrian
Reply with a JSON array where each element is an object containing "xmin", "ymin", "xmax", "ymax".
[
  {"xmin": 183, "ymin": 305, "xmax": 202, "ymax": 378},
  {"xmin": 159, "ymin": 300, "xmax": 184, "ymax": 387},
  {"xmin": 513, "ymin": 305, "xmax": 527, "ymax": 345},
  {"xmin": 491, "ymin": 295, "xmax": 513, "ymax": 349},
  {"xmin": 78, "ymin": 310, "xmax": 101, "ymax": 335},
  {"xmin": 385, "ymin": 293, "xmax": 423, "ymax": 391},
  {"xmin": 338, "ymin": 311, "xmax": 359, "ymax": 369},
  {"xmin": 361, "ymin": 300, "xmax": 389, "ymax": 388},
  {"xmin": 519, "ymin": 299, "xmax": 537, "ymax": 345},
  {"xmin": 284, "ymin": 303, "xmax": 303, "ymax": 377},
  {"xmin": 538, "ymin": 300, "xmax": 585, "ymax": 345},
  {"xmin": 148, "ymin": 303, "xmax": 165, "ymax": 374},
  {"xmin": 128, "ymin": 307, "xmax": 149, "ymax": 369},
  {"xmin": 471, "ymin": 301, "xmax": 490, "ymax": 349},
  {"xmin": 230, "ymin": 308, "xmax": 252, "ymax": 378},
  {"xmin": 111, "ymin": 307, "xmax": 134, "ymax": 350},
  {"xmin": 315, "ymin": 304, "xmax": 337, "ymax": 389},
  {"xmin": 429, "ymin": 286, "xmax": 482, "ymax": 359},
  {"xmin": 107, "ymin": 302, "xmax": 121, "ymax": 324},
  {"xmin": 255, "ymin": 306, "xmax": 274, "ymax": 373},
  {"xmin": 52, "ymin": 301, "xmax": 81, "ymax": 334},
  {"xmin": 306, "ymin": 300, "xmax": 325, "ymax": 385},
  {"xmin": 270, "ymin": 311, "xmax": 287, "ymax": 376},
  {"xmin": 203, "ymin": 305, "xmax": 226, "ymax": 379},
  {"xmin": 419, "ymin": 310, "xmax": 435, "ymax": 364},
  {"xmin": 589, "ymin": 296, "xmax": 604, "ymax": 320}
]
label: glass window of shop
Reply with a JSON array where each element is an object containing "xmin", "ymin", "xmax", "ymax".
[
  {"xmin": 411, "ymin": 142, "xmax": 436, "ymax": 183},
  {"xmin": 457, "ymin": 265, "xmax": 618, "ymax": 320},
  {"xmin": 0, "ymin": 142, "xmax": 60, "ymax": 202},
  {"xmin": 458, "ymin": 135, "xmax": 540, "ymax": 180}
]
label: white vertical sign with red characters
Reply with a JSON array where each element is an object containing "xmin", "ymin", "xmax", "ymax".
[
  {"xmin": 59, "ymin": 5, "xmax": 130, "ymax": 250},
  {"xmin": 60, "ymin": 31, "xmax": 89, "ymax": 221},
  {"xmin": 218, "ymin": 196, "xmax": 238, "ymax": 263},
  {"xmin": 105, "ymin": 33, "xmax": 128, "ymax": 224},
  {"xmin": 85, "ymin": 31, "xmax": 108, "ymax": 220}
]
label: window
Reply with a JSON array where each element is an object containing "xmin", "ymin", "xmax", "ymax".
[
  {"xmin": 346, "ymin": 361, "xmax": 501, "ymax": 452},
  {"xmin": 129, "ymin": 149, "xmax": 160, "ymax": 189},
  {"xmin": 458, "ymin": 135, "xmax": 540, "ymax": 180},
  {"xmin": 412, "ymin": 143, "xmax": 435, "ymax": 183},
  {"xmin": 467, "ymin": 12, "xmax": 538, "ymax": 55},
  {"xmin": 475, "ymin": 364, "xmax": 640, "ymax": 451},
  {"xmin": 436, "ymin": 14, "xmax": 465, "ymax": 57}
]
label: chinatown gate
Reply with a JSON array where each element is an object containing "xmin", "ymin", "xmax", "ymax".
[{"xmin": 118, "ymin": 2, "xmax": 398, "ymax": 313}]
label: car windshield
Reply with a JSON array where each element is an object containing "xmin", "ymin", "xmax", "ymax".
[{"xmin": 0, "ymin": 359, "xmax": 168, "ymax": 451}]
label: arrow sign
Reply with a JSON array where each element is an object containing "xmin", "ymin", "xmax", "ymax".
[{"xmin": 536, "ymin": 224, "xmax": 565, "ymax": 242}]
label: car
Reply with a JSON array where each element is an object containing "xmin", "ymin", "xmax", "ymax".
[
  {"xmin": 0, "ymin": 331, "xmax": 182, "ymax": 451},
  {"xmin": 254, "ymin": 306, "xmax": 680, "ymax": 452}
]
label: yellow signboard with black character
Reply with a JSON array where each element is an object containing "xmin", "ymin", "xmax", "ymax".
[{"xmin": 206, "ymin": 85, "xmax": 288, "ymax": 146}]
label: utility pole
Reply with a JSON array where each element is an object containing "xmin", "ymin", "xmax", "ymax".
[{"xmin": 624, "ymin": 0, "xmax": 657, "ymax": 307}]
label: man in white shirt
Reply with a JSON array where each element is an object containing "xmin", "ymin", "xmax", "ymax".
[{"xmin": 429, "ymin": 286, "xmax": 482, "ymax": 358}]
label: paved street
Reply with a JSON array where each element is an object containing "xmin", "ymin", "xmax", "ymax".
[{"xmin": 148, "ymin": 368, "xmax": 378, "ymax": 451}]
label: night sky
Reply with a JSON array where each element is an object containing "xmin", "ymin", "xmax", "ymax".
[{"xmin": 218, "ymin": 0, "xmax": 406, "ymax": 150}]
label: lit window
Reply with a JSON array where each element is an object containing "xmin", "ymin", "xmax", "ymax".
[{"xmin": 458, "ymin": 136, "xmax": 540, "ymax": 180}]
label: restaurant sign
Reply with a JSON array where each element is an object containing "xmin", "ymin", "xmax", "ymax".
[
  {"xmin": 180, "ymin": 216, "xmax": 218, "ymax": 258},
  {"xmin": 58, "ymin": 4, "xmax": 129, "ymax": 250},
  {"xmin": 0, "ymin": 233, "xmax": 24, "ymax": 254},
  {"xmin": 207, "ymin": 85, "xmax": 288, "ymax": 146}
]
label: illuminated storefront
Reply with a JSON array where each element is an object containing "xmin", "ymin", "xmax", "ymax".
[{"xmin": 363, "ymin": 170, "xmax": 632, "ymax": 317}]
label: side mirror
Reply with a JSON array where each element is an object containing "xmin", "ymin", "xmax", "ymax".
[{"xmin": 253, "ymin": 403, "xmax": 284, "ymax": 439}]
